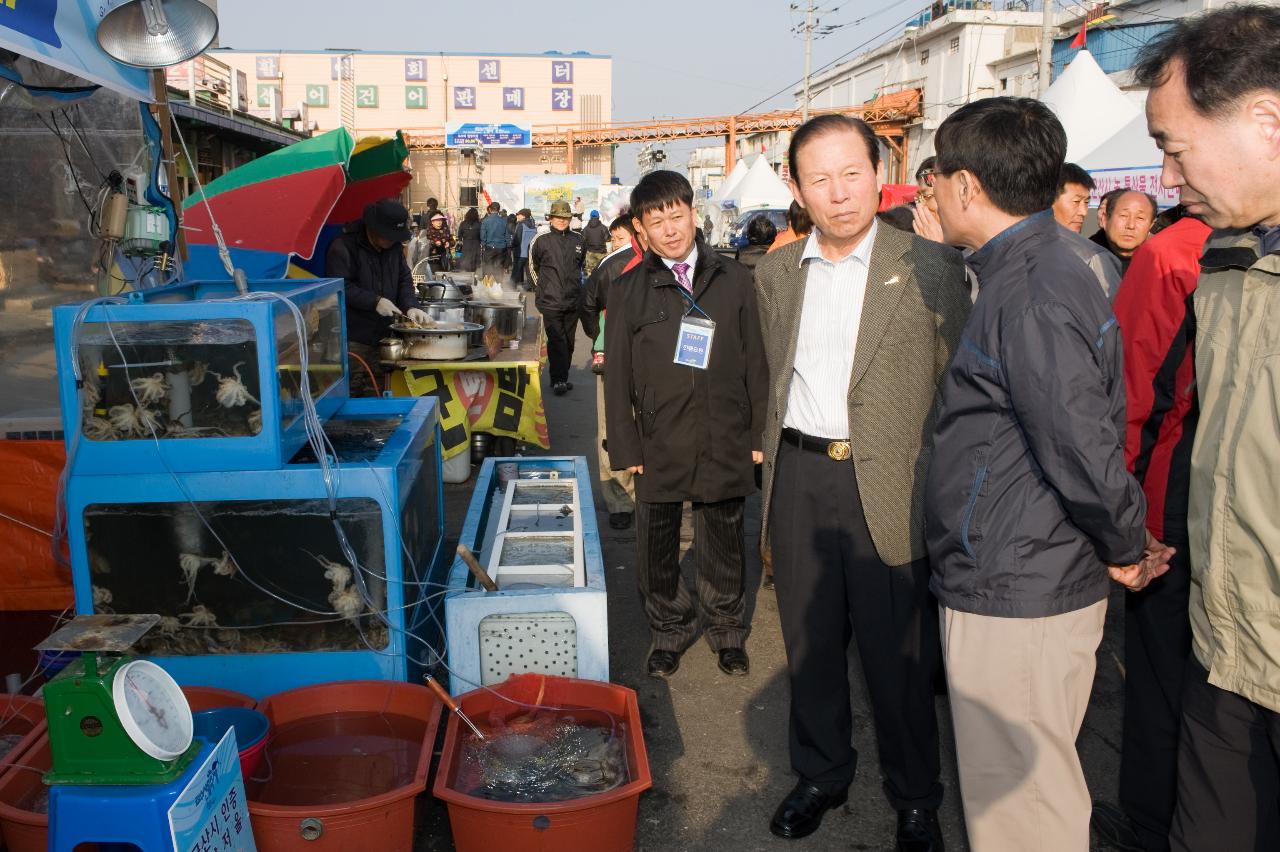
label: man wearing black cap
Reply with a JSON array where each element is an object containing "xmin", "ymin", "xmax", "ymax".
[
  {"xmin": 529, "ymin": 199, "xmax": 585, "ymax": 395},
  {"xmin": 326, "ymin": 198, "xmax": 429, "ymax": 396}
]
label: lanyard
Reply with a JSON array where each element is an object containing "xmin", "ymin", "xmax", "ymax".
[{"xmin": 673, "ymin": 283, "xmax": 711, "ymax": 320}]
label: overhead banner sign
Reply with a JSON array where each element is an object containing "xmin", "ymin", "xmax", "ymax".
[
  {"xmin": 445, "ymin": 122, "xmax": 532, "ymax": 149},
  {"xmin": 0, "ymin": 0, "xmax": 153, "ymax": 102},
  {"xmin": 1087, "ymin": 166, "xmax": 1180, "ymax": 210}
]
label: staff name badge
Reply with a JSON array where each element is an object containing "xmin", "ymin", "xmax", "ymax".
[{"xmin": 674, "ymin": 317, "xmax": 716, "ymax": 370}]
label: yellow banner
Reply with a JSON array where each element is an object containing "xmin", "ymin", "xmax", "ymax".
[{"xmin": 390, "ymin": 362, "xmax": 550, "ymax": 459}]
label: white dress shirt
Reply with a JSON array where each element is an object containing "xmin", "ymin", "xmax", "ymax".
[
  {"xmin": 784, "ymin": 221, "xmax": 877, "ymax": 439},
  {"xmin": 661, "ymin": 245, "xmax": 699, "ymax": 288}
]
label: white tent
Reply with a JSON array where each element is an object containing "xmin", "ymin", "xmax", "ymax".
[
  {"xmin": 709, "ymin": 159, "xmax": 748, "ymax": 209},
  {"xmin": 726, "ymin": 155, "xmax": 793, "ymax": 211},
  {"xmin": 1041, "ymin": 50, "xmax": 1139, "ymax": 164},
  {"xmin": 1041, "ymin": 49, "xmax": 1178, "ymax": 207}
]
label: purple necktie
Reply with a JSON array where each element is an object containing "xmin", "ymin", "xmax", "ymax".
[{"xmin": 673, "ymin": 261, "xmax": 692, "ymax": 291}]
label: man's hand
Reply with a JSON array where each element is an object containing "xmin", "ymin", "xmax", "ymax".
[
  {"xmin": 375, "ymin": 297, "xmax": 403, "ymax": 318},
  {"xmin": 752, "ymin": 450, "xmax": 764, "ymax": 464},
  {"xmin": 405, "ymin": 307, "xmax": 431, "ymax": 325},
  {"xmin": 1108, "ymin": 535, "xmax": 1176, "ymax": 592},
  {"xmin": 912, "ymin": 203, "xmax": 945, "ymax": 243},
  {"xmin": 627, "ymin": 465, "xmax": 644, "ymax": 475}
]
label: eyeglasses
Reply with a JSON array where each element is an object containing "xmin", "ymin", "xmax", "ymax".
[{"xmin": 917, "ymin": 168, "xmax": 937, "ymax": 187}]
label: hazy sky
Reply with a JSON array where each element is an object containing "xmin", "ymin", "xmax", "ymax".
[{"xmin": 217, "ymin": 0, "xmax": 919, "ymax": 182}]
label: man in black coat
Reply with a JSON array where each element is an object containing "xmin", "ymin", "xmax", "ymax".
[
  {"xmin": 529, "ymin": 199, "xmax": 585, "ymax": 395},
  {"xmin": 326, "ymin": 199, "xmax": 428, "ymax": 396},
  {"xmin": 605, "ymin": 170, "xmax": 767, "ymax": 678}
]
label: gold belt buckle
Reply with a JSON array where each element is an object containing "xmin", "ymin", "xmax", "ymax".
[{"xmin": 826, "ymin": 441, "xmax": 851, "ymax": 461}]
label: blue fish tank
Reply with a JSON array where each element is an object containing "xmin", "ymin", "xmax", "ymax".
[{"xmin": 53, "ymin": 278, "xmax": 348, "ymax": 474}]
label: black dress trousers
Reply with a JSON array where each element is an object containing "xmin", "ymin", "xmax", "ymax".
[
  {"xmin": 636, "ymin": 497, "xmax": 748, "ymax": 653},
  {"xmin": 770, "ymin": 440, "xmax": 943, "ymax": 810},
  {"xmin": 1119, "ymin": 528, "xmax": 1191, "ymax": 851}
]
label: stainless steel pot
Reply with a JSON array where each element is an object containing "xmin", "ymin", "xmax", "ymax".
[
  {"xmin": 421, "ymin": 279, "xmax": 473, "ymax": 301},
  {"xmin": 419, "ymin": 299, "xmax": 467, "ymax": 324},
  {"xmin": 466, "ymin": 301, "xmax": 524, "ymax": 347}
]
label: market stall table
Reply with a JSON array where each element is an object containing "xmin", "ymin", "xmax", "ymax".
[{"xmin": 387, "ymin": 316, "xmax": 549, "ymax": 479}]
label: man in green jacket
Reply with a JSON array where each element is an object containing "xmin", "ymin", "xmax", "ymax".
[{"xmin": 1137, "ymin": 8, "xmax": 1280, "ymax": 851}]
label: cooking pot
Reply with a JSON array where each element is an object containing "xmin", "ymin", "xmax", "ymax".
[
  {"xmin": 418, "ymin": 299, "xmax": 467, "ymax": 324},
  {"xmin": 420, "ymin": 279, "xmax": 473, "ymax": 302},
  {"xmin": 392, "ymin": 321, "xmax": 484, "ymax": 361},
  {"xmin": 466, "ymin": 301, "xmax": 524, "ymax": 348}
]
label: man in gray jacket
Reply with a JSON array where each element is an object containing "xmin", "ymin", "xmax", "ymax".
[{"xmin": 924, "ymin": 98, "xmax": 1172, "ymax": 852}]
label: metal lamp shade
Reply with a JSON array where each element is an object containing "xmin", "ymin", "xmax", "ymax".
[{"xmin": 96, "ymin": 0, "xmax": 219, "ymax": 69}]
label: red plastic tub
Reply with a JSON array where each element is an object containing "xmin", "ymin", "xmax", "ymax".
[
  {"xmin": 249, "ymin": 680, "xmax": 442, "ymax": 852},
  {"xmin": 433, "ymin": 676, "xmax": 653, "ymax": 852},
  {"xmin": 182, "ymin": 685, "xmax": 256, "ymax": 713},
  {"xmin": 0, "ymin": 734, "xmax": 51, "ymax": 852},
  {"xmin": 0, "ymin": 696, "xmax": 46, "ymax": 852}
]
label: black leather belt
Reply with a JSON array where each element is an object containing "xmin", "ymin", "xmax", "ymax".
[{"xmin": 781, "ymin": 427, "xmax": 852, "ymax": 461}]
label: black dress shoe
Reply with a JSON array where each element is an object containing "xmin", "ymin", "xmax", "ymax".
[
  {"xmin": 646, "ymin": 649, "xmax": 680, "ymax": 678},
  {"xmin": 717, "ymin": 647, "xmax": 749, "ymax": 676},
  {"xmin": 608, "ymin": 511, "xmax": 633, "ymax": 530},
  {"xmin": 770, "ymin": 781, "xmax": 847, "ymax": 840},
  {"xmin": 897, "ymin": 808, "xmax": 944, "ymax": 852}
]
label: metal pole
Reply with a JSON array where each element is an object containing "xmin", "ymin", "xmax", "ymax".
[
  {"xmin": 802, "ymin": 0, "xmax": 814, "ymax": 122},
  {"xmin": 1038, "ymin": 0, "xmax": 1053, "ymax": 96}
]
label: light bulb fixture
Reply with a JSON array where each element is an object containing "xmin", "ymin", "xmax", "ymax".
[{"xmin": 96, "ymin": 0, "xmax": 219, "ymax": 69}]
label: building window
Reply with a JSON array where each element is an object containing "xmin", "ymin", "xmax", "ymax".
[
  {"xmin": 950, "ymin": 36, "xmax": 960, "ymax": 54},
  {"xmin": 921, "ymin": 48, "xmax": 930, "ymax": 65},
  {"xmin": 1000, "ymin": 77, "xmax": 1008, "ymax": 91}
]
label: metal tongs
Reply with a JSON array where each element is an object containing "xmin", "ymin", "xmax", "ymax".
[{"xmin": 424, "ymin": 675, "xmax": 486, "ymax": 740}]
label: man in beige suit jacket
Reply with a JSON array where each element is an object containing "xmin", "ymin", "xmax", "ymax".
[{"xmin": 755, "ymin": 115, "xmax": 969, "ymax": 849}]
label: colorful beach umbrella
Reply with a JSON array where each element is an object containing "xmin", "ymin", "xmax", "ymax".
[{"xmin": 182, "ymin": 128, "xmax": 411, "ymax": 279}]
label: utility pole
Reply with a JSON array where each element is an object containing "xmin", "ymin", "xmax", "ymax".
[
  {"xmin": 1038, "ymin": 0, "xmax": 1053, "ymax": 95},
  {"xmin": 802, "ymin": 0, "xmax": 815, "ymax": 122}
]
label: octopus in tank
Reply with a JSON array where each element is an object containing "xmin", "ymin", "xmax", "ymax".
[
  {"xmin": 83, "ymin": 416, "xmax": 116, "ymax": 441},
  {"xmin": 178, "ymin": 552, "xmax": 207, "ymax": 602},
  {"xmin": 187, "ymin": 361, "xmax": 209, "ymax": 388},
  {"xmin": 213, "ymin": 362, "xmax": 259, "ymax": 408},
  {"xmin": 129, "ymin": 372, "xmax": 170, "ymax": 405},
  {"xmin": 328, "ymin": 585, "xmax": 364, "ymax": 621},
  {"xmin": 311, "ymin": 553, "xmax": 352, "ymax": 591},
  {"xmin": 214, "ymin": 628, "xmax": 242, "ymax": 649},
  {"xmin": 210, "ymin": 550, "xmax": 236, "ymax": 578},
  {"xmin": 108, "ymin": 403, "xmax": 164, "ymax": 438},
  {"xmin": 92, "ymin": 585, "xmax": 113, "ymax": 612},
  {"xmin": 156, "ymin": 615, "xmax": 182, "ymax": 636},
  {"xmin": 181, "ymin": 604, "xmax": 217, "ymax": 628},
  {"xmin": 246, "ymin": 409, "xmax": 262, "ymax": 435}
]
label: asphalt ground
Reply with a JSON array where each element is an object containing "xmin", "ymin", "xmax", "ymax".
[{"xmin": 422, "ymin": 315, "xmax": 1127, "ymax": 851}]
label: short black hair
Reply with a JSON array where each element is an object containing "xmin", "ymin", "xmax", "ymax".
[
  {"xmin": 1057, "ymin": 162, "xmax": 1095, "ymax": 194},
  {"xmin": 630, "ymin": 170, "xmax": 694, "ymax": 220},
  {"xmin": 1135, "ymin": 5, "xmax": 1280, "ymax": 117},
  {"xmin": 915, "ymin": 156, "xmax": 937, "ymax": 181},
  {"xmin": 788, "ymin": 114, "xmax": 880, "ymax": 181},
  {"xmin": 786, "ymin": 199, "xmax": 812, "ymax": 234},
  {"xmin": 487, "ymin": 202, "xmax": 500, "ymax": 212},
  {"xmin": 935, "ymin": 97, "xmax": 1066, "ymax": 216},
  {"xmin": 877, "ymin": 205, "xmax": 916, "ymax": 233},
  {"xmin": 746, "ymin": 215, "xmax": 778, "ymax": 246},
  {"xmin": 426, "ymin": 197, "xmax": 438, "ymax": 207},
  {"xmin": 1098, "ymin": 187, "xmax": 1127, "ymax": 216},
  {"xmin": 609, "ymin": 215, "xmax": 636, "ymax": 235}
]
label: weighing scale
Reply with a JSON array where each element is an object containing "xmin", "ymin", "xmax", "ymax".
[{"xmin": 38, "ymin": 615, "xmax": 200, "ymax": 785}]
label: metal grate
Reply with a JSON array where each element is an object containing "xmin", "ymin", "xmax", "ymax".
[{"xmin": 478, "ymin": 612, "xmax": 578, "ymax": 685}]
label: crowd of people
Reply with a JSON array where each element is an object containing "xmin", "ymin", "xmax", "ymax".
[
  {"xmin": 323, "ymin": 8, "xmax": 1278, "ymax": 850},
  {"xmin": 588, "ymin": 7, "xmax": 1278, "ymax": 852}
]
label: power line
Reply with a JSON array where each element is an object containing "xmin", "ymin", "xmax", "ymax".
[{"xmin": 740, "ymin": 1, "xmax": 929, "ymax": 116}]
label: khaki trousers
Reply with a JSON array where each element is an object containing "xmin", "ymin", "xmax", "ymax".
[
  {"xmin": 941, "ymin": 599, "xmax": 1107, "ymax": 852},
  {"xmin": 595, "ymin": 375, "xmax": 634, "ymax": 514}
]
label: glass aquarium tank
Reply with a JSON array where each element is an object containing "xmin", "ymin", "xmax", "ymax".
[
  {"xmin": 53, "ymin": 279, "xmax": 347, "ymax": 474},
  {"xmin": 64, "ymin": 397, "xmax": 445, "ymax": 698}
]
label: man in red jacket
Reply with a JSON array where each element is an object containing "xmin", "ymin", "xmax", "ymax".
[{"xmin": 1093, "ymin": 213, "xmax": 1212, "ymax": 852}]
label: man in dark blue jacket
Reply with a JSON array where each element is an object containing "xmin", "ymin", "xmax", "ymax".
[
  {"xmin": 924, "ymin": 98, "xmax": 1173, "ymax": 852},
  {"xmin": 479, "ymin": 202, "xmax": 509, "ymax": 279}
]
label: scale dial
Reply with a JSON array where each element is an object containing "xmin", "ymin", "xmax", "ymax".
[{"xmin": 111, "ymin": 660, "xmax": 193, "ymax": 761}]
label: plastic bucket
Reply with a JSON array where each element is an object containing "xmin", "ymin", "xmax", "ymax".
[
  {"xmin": 192, "ymin": 708, "xmax": 270, "ymax": 783},
  {"xmin": 433, "ymin": 676, "xmax": 653, "ymax": 852},
  {"xmin": 0, "ymin": 695, "xmax": 44, "ymax": 768},
  {"xmin": 248, "ymin": 680, "xmax": 442, "ymax": 852}
]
